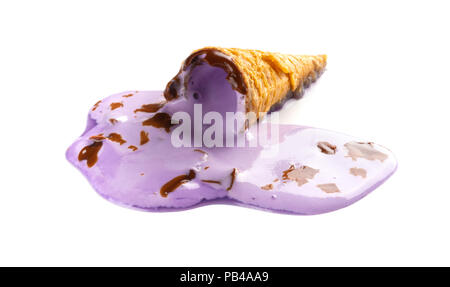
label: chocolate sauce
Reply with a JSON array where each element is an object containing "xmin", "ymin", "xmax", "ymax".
[
  {"xmin": 261, "ymin": 184, "xmax": 273, "ymax": 190},
  {"xmin": 92, "ymin": 100, "xmax": 102, "ymax": 111},
  {"xmin": 349, "ymin": 167, "xmax": 367, "ymax": 178},
  {"xmin": 107, "ymin": 133, "xmax": 126, "ymax": 145},
  {"xmin": 317, "ymin": 141, "xmax": 337, "ymax": 155},
  {"xmin": 89, "ymin": 134, "xmax": 106, "ymax": 141},
  {"xmin": 68, "ymin": 90, "xmax": 397, "ymax": 214},
  {"xmin": 78, "ymin": 141, "xmax": 103, "ymax": 168},
  {"xmin": 163, "ymin": 48, "xmax": 247, "ymax": 101},
  {"xmin": 282, "ymin": 165, "xmax": 296, "ymax": 181},
  {"xmin": 282, "ymin": 165, "xmax": 319, "ymax": 187},
  {"xmin": 134, "ymin": 102, "xmax": 166, "ymax": 113},
  {"xmin": 164, "ymin": 77, "xmax": 182, "ymax": 101},
  {"xmin": 317, "ymin": 183, "xmax": 340, "ymax": 194},
  {"xmin": 140, "ymin": 131, "xmax": 149, "ymax": 145},
  {"xmin": 195, "ymin": 50, "xmax": 247, "ymax": 95},
  {"xmin": 128, "ymin": 145, "xmax": 138, "ymax": 151},
  {"xmin": 160, "ymin": 169, "xmax": 196, "ymax": 198},
  {"xmin": 226, "ymin": 168, "xmax": 238, "ymax": 191},
  {"xmin": 110, "ymin": 102, "xmax": 124, "ymax": 110},
  {"xmin": 142, "ymin": 112, "xmax": 174, "ymax": 132},
  {"xmin": 201, "ymin": 179, "xmax": 222, "ymax": 185},
  {"xmin": 345, "ymin": 142, "xmax": 388, "ymax": 162}
]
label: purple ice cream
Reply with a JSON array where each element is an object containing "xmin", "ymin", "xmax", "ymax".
[{"xmin": 66, "ymin": 81, "xmax": 397, "ymax": 214}]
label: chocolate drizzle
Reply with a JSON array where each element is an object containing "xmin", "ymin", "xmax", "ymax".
[
  {"xmin": 317, "ymin": 183, "xmax": 340, "ymax": 194},
  {"xmin": 110, "ymin": 102, "xmax": 124, "ymax": 110},
  {"xmin": 317, "ymin": 141, "xmax": 337, "ymax": 155},
  {"xmin": 164, "ymin": 77, "xmax": 182, "ymax": 101},
  {"xmin": 282, "ymin": 165, "xmax": 295, "ymax": 180},
  {"xmin": 109, "ymin": 119, "xmax": 118, "ymax": 125},
  {"xmin": 92, "ymin": 100, "xmax": 101, "ymax": 111},
  {"xmin": 128, "ymin": 145, "xmax": 138, "ymax": 151},
  {"xmin": 193, "ymin": 50, "xmax": 247, "ymax": 95},
  {"xmin": 89, "ymin": 134, "xmax": 106, "ymax": 141},
  {"xmin": 227, "ymin": 168, "xmax": 238, "ymax": 191},
  {"xmin": 134, "ymin": 102, "xmax": 166, "ymax": 113},
  {"xmin": 78, "ymin": 141, "xmax": 103, "ymax": 168},
  {"xmin": 142, "ymin": 112, "xmax": 174, "ymax": 132},
  {"xmin": 107, "ymin": 133, "xmax": 126, "ymax": 145},
  {"xmin": 282, "ymin": 165, "xmax": 319, "ymax": 187},
  {"xmin": 160, "ymin": 169, "xmax": 196, "ymax": 197},
  {"xmin": 201, "ymin": 179, "xmax": 222, "ymax": 185},
  {"xmin": 163, "ymin": 48, "xmax": 247, "ymax": 101},
  {"xmin": 89, "ymin": 133, "xmax": 126, "ymax": 145},
  {"xmin": 140, "ymin": 131, "xmax": 150, "ymax": 145},
  {"xmin": 350, "ymin": 167, "xmax": 367, "ymax": 178},
  {"xmin": 344, "ymin": 142, "xmax": 388, "ymax": 162},
  {"xmin": 261, "ymin": 184, "xmax": 273, "ymax": 190}
]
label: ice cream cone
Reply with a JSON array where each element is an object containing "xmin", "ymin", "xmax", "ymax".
[{"xmin": 164, "ymin": 47, "xmax": 327, "ymax": 118}]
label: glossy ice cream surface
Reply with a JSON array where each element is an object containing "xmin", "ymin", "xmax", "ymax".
[{"xmin": 66, "ymin": 87, "xmax": 397, "ymax": 214}]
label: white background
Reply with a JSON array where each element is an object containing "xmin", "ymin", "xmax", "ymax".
[{"xmin": 0, "ymin": 0, "xmax": 449, "ymax": 267}]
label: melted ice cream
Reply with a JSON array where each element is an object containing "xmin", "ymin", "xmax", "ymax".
[{"xmin": 66, "ymin": 90, "xmax": 397, "ymax": 215}]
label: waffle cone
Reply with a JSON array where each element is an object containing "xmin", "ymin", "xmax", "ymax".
[{"xmin": 164, "ymin": 47, "xmax": 327, "ymax": 116}]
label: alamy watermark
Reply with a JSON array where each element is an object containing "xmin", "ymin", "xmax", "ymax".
[{"xmin": 170, "ymin": 104, "xmax": 279, "ymax": 148}]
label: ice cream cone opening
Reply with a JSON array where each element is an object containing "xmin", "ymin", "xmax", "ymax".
[{"xmin": 164, "ymin": 47, "xmax": 327, "ymax": 131}]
